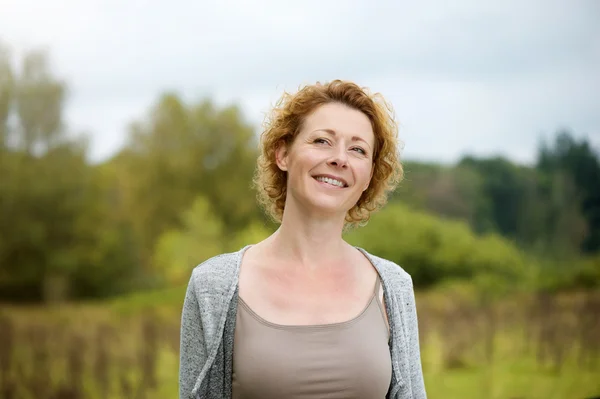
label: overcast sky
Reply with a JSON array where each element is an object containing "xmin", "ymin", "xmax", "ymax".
[{"xmin": 1, "ymin": 0, "xmax": 599, "ymax": 165}]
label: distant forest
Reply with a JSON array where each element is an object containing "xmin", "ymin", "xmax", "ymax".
[
  {"xmin": 1, "ymin": 47, "xmax": 599, "ymax": 302},
  {"xmin": 396, "ymin": 133, "xmax": 600, "ymax": 258}
]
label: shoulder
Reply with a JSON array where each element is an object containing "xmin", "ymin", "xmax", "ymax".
[
  {"xmin": 356, "ymin": 247, "xmax": 414, "ymax": 293},
  {"xmin": 188, "ymin": 247, "xmax": 247, "ymax": 295}
]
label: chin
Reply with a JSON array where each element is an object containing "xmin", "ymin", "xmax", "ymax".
[{"xmin": 305, "ymin": 195, "xmax": 355, "ymax": 217}]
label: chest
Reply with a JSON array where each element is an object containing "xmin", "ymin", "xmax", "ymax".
[
  {"xmin": 238, "ymin": 259, "xmax": 378, "ymax": 326},
  {"xmin": 232, "ymin": 295, "xmax": 392, "ymax": 399}
]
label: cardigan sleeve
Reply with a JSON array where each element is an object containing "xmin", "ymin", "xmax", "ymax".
[
  {"xmin": 406, "ymin": 277, "xmax": 427, "ymax": 398},
  {"xmin": 179, "ymin": 273, "xmax": 207, "ymax": 399}
]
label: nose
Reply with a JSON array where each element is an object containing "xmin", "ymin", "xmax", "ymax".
[{"xmin": 327, "ymin": 146, "xmax": 349, "ymax": 168}]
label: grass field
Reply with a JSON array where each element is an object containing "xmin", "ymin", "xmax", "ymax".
[{"xmin": 1, "ymin": 287, "xmax": 598, "ymax": 399}]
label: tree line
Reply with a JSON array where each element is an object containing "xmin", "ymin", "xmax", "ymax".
[
  {"xmin": 1, "ymin": 47, "xmax": 598, "ymax": 303},
  {"xmin": 398, "ymin": 133, "xmax": 600, "ymax": 258}
]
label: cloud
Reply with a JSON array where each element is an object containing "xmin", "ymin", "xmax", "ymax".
[{"xmin": 1, "ymin": 0, "xmax": 598, "ymax": 163}]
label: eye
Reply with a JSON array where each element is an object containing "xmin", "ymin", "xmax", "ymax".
[
  {"xmin": 351, "ymin": 147, "xmax": 367, "ymax": 155},
  {"xmin": 314, "ymin": 138, "xmax": 330, "ymax": 145}
]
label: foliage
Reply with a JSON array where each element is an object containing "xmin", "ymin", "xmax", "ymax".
[
  {"xmin": 153, "ymin": 197, "xmax": 273, "ymax": 286},
  {"xmin": 346, "ymin": 203, "xmax": 527, "ymax": 289},
  {"xmin": 0, "ymin": 47, "xmax": 110, "ymax": 302},
  {"xmin": 224, "ymin": 219, "xmax": 274, "ymax": 253},
  {"xmin": 153, "ymin": 196, "xmax": 225, "ymax": 286},
  {"xmin": 399, "ymin": 133, "xmax": 600, "ymax": 260},
  {"xmin": 1, "ymin": 45, "xmax": 599, "ymax": 302},
  {"xmin": 537, "ymin": 130, "xmax": 600, "ymax": 253},
  {"xmin": 118, "ymin": 94, "xmax": 261, "ymax": 269}
]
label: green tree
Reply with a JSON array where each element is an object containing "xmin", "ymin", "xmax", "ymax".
[
  {"xmin": 0, "ymin": 46, "xmax": 139, "ymax": 302},
  {"xmin": 117, "ymin": 94, "xmax": 261, "ymax": 269},
  {"xmin": 153, "ymin": 196, "xmax": 225, "ymax": 286},
  {"xmin": 0, "ymin": 47, "xmax": 83, "ymax": 301},
  {"xmin": 458, "ymin": 156, "xmax": 529, "ymax": 238},
  {"xmin": 0, "ymin": 43, "xmax": 14, "ymax": 149},
  {"xmin": 537, "ymin": 130, "xmax": 600, "ymax": 253}
]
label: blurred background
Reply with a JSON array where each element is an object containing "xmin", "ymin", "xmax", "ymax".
[{"xmin": 1, "ymin": 0, "xmax": 599, "ymax": 398}]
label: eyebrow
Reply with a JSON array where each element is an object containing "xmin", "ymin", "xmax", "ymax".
[{"xmin": 316, "ymin": 129, "xmax": 372, "ymax": 148}]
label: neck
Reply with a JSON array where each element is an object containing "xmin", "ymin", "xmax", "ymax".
[{"xmin": 267, "ymin": 202, "xmax": 350, "ymax": 271}]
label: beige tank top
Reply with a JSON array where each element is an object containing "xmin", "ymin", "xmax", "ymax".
[{"xmin": 232, "ymin": 276, "xmax": 392, "ymax": 399}]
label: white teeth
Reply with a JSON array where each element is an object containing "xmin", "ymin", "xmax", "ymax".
[{"xmin": 315, "ymin": 176, "xmax": 345, "ymax": 187}]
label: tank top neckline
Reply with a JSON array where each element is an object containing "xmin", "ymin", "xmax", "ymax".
[{"xmin": 237, "ymin": 276, "xmax": 382, "ymax": 331}]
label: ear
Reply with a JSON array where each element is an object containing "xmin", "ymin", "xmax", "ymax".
[{"xmin": 275, "ymin": 141, "xmax": 289, "ymax": 171}]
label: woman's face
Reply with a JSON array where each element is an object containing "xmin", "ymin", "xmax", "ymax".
[{"xmin": 276, "ymin": 102, "xmax": 375, "ymax": 219}]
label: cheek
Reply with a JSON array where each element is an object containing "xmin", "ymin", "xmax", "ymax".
[
  {"xmin": 286, "ymin": 151, "xmax": 314, "ymax": 181},
  {"xmin": 292, "ymin": 149, "xmax": 321, "ymax": 171},
  {"xmin": 357, "ymin": 163, "xmax": 373, "ymax": 184}
]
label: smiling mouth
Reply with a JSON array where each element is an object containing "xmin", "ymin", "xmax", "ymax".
[{"xmin": 313, "ymin": 175, "xmax": 348, "ymax": 188}]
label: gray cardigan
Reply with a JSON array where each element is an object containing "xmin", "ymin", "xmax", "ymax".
[{"xmin": 179, "ymin": 246, "xmax": 427, "ymax": 399}]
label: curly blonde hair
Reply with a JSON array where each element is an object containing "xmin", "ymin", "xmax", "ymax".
[{"xmin": 253, "ymin": 80, "xmax": 403, "ymax": 227}]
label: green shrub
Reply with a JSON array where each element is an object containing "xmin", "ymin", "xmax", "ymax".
[{"xmin": 346, "ymin": 204, "xmax": 530, "ymax": 289}]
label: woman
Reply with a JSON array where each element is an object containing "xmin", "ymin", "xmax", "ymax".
[{"xmin": 179, "ymin": 80, "xmax": 426, "ymax": 399}]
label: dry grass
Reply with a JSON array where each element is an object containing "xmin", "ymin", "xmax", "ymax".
[{"xmin": 0, "ymin": 289, "xmax": 598, "ymax": 398}]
